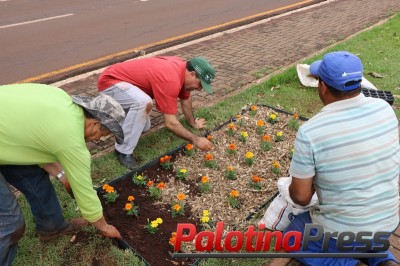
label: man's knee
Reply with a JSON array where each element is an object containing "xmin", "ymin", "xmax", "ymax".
[
  {"xmin": 145, "ymin": 101, "xmax": 153, "ymax": 114},
  {"xmin": 10, "ymin": 223, "xmax": 25, "ymax": 244}
]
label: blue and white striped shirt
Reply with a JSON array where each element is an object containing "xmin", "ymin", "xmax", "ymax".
[{"xmin": 290, "ymin": 94, "xmax": 399, "ymax": 234}]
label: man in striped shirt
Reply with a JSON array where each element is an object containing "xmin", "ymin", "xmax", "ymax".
[{"xmin": 285, "ymin": 51, "xmax": 399, "ymax": 266}]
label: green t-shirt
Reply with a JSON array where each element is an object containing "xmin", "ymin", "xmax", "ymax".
[{"xmin": 0, "ymin": 83, "xmax": 102, "ymax": 222}]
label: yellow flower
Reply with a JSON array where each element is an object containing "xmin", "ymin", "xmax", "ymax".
[
  {"xmin": 136, "ymin": 175, "xmax": 143, "ymax": 180},
  {"xmin": 241, "ymin": 131, "xmax": 248, "ymax": 137},
  {"xmin": 180, "ymin": 169, "xmax": 187, "ymax": 174},
  {"xmin": 245, "ymin": 152, "xmax": 254, "ymax": 159},
  {"xmin": 127, "ymin": 195, "xmax": 134, "ymax": 201},
  {"xmin": 203, "ymin": 210, "xmax": 210, "ymax": 216},
  {"xmin": 177, "ymin": 193, "xmax": 186, "ymax": 201},
  {"xmin": 173, "ymin": 204, "xmax": 181, "ymax": 211},
  {"xmin": 270, "ymin": 114, "xmax": 277, "ymax": 120},
  {"xmin": 150, "ymin": 221, "xmax": 159, "ymax": 228},
  {"xmin": 125, "ymin": 203, "xmax": 132, "ymax": 210},
  {"xmin": 230, "ymin": 190, "xmax": 239, "ymax": 198},
  {"xmin": 272, "ymin": 160, "xmax": 281, "ymax": 169},
  {"xmin": 201, "ymin": 216, "xmax": 210, "ymax": 223},
  {"xmin": 277, "ymin": 131, "xmax": 283, "ymax": 137},
  {"xmin": 156, "ymin": 218, "xmax": 163, "ymax": 224}
]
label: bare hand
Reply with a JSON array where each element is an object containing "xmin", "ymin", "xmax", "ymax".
[
  {"xmin": 99, "ymin": 224, "xmax": 122, "ymax": 239},
  {"xmin": 193, "ymin": 137, "xmax": 213, "ymax": 151},
  {"xmin": 193, "ymin": 118, "xmax": 207, "ymax": 129}
]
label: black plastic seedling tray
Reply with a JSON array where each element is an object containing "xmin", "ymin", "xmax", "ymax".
[{"xmin": 362, "ymin": 88, "xmax": 394, "ymax": 105}]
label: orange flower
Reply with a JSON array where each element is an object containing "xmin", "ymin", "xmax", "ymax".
[
  {"xmin": 293, "ymin": 113, "xmax": 299, "ymax": 119},
  {"xmin": 157, "ymin": 182, "xmax": 166, "ymax": 189},
  {"xmin": 169, "ymin": 232, "xmax": 177, "ymax": 246},
  {"xmin": 251, "ymin": 105, "xmax": 257, "ymax": 111},
  {"xmin": 227, "ymin": 123, "xmax": 235, "ymax": 129},
  {"xmin": 262, "ymin": 135, "xmax": 271, "ymax": 142},
  {"xmin": 228, "ymin": 144, "xmax": 237, "ymax": 150},
  {"xmin": 173, "ymin": 204, "xmax": 181, "ymax": 211},
  {"xmin": 227, "ymin": 165, "xmax": 234, "ymax": 172},
  {"xmin": 159, "ymin": 157, "xmax": 165, "ymax": 163},
  {"xmin": 207, "ymin": 135, "xmax": 213, "ymax": 141},
  {"xmin": 236, "ymin": 115, "xmax": 242, "ymax": 119},
  {"xmin": 201, "ymin": 176, "xmax": 209, "ymax": 183},
  {"xmin": 257, "ymin": 120, "xmax": 265, "ymax": 127},
  {"xmin": 127, "ymin": 195, "xmax": 134, "ymax": 202},
  {"xmin": 177, "ymin": 193, "xmax": 186, "ymax": 201},
  {"xmin": 147, "ymin": 180, "xmax": 154, "ymax": 187},
  {"xmin": 102, "ymin": 184, "xmax": 110, "ymax": 190},
  {"xmin": 252, "ymin": 175, "xmax": 262, "ymax": 183},
  {"xmin": 230, "ymin": 190, "xmax": 239, "ymax": 198},
  {"xmin": 105, "ymin": 186, "xmax": 115, "ymax": 193},
  {"xmin": 125, "ymin": 203, "xmax": 132, "ymax": 210},
  {"xmin": 164, "ymin": 155, "xmax": 171, "ymax": 161},
  {"xmin": 185, "ymin": 143, "xmax": 193, "ymax": 150},
  {"xmin": 205, "ymin": 153, "xmax": 214, "ymax": 161}
]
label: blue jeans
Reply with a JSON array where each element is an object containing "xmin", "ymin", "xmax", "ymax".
[
  {"xmin": 283, "ymin": 212, "xmax": 397, "ymax": 266},
  {"xmin": 0, "ymin": 165, "xmax": 69, "ymax": 265}
]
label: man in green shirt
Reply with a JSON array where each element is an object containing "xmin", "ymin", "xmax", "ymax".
[{"xmin": 0, "ymin": 83, "xmax": 125, "ymax": 265}]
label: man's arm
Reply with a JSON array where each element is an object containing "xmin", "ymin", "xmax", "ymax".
[
  {"xmin": 289, "ymin": 176, "xmax": 314, "ymax": 206},
  {"xmin": 163, "ymin": 113, "xmax": 212, "ymax": 151},
  {"xmin": 42, "ymin": 162, "xmax": 73, "ymax": 197},
  {"xmin": 180, "ymin": 98, "xmax": 207, "ymax": 129}
]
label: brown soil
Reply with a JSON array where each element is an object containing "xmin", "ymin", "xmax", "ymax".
[{"xmin": 97, "ymin": 105, "xmax": 304, "ymax": 266}]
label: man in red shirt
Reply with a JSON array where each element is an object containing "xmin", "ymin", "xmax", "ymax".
[{"xmin": 98, "ymin": 56, "xmax": 215, "ymax": 169}]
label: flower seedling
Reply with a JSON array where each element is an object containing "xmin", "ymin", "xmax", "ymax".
[
  {"xmin": 226, "ymin": 143, "xmax": 237, "ymax": 155},
  {"xmin": 244, "ymin": 151, "xmax": 255, "ymax": 166},
  {"xmin": 102, "ymin": 184, "xmax": 119, "ymax": 203},
  {"xmin": 236, "ymin": 114, "xmax": 245, "ymax": 127},
  {"xmin": 175, "ymin": 168, "xmax": 188, "ymax": 181},
  {"xmin": 225, "ymin": 165, "xmax": 237, "ymax": 180},
  {"xmin": 160, "ymin": 155, "xmax": 172, "ymax": 170},
  {"xmin": 249, "ymin": 175, "xmax": 263, "ymax": 190},
  {"xmin": 171, "ymin": 193, "xmax": 186, "ymax": 218},
  {"xmin": 239, "ymin": 131, "xmax": 248, "ymax": 142},
  {"xmin": 289, "ymin": 148, "xmax": 294, "ymax": 159},
  {"xmin": 268, "ymin": 113, "xmax": 278, "ymax": 124},
  {"xmin": 288, "ymin": 113, "xmax": 301, "ymax": 130},
  {"xmin": 198, "ymin": 175, "xmax": 211, "ymax": 193},
  {"xmin": 184, "ymin": 143, "xmax": 195, "ymax": 157},
  {"xmin": 249, "ymin": 105, "xmax": 257, "ymax": 116},
  {"xmin": 124, "ymin": 195, "xmax": 139, "ymax": 217},
  {"xmin": 261, "ymin": 134, "xmax": 273, "ymax": 151},
  {"xmin": 228, "ymin": 190, "xmax": 240, "ymax": 209},
  {"xmin": 276, "ymin": 131, "xmax": 284, "ymax": 142},
  {"xmin": 226, "ymin": 123, "xmax": 236, "ymax": 136},
  {"xmin": 147, "ymin": 181, "xmax": 165, "ymax": 199},
  {"xmin": 272, "ymin": 160, "xmax": 281, "ymax": 175},
  {"xmin": 206, "ymin": 135, "xmax": 214, "ymax": 143},
  {"xmin": 145, "ymin": 218, "xmax": 163, "ymax": 234},
  {"xmin": 204, "ymin": 153, "xmax": 218, "ymax": 169},
  {"xmin": 256, "ymin": 120, "xmax": 265, "ymax": 135},
  {"xmin": 132, "ymin": 173, "xmax": 147, "ymax": 186}
]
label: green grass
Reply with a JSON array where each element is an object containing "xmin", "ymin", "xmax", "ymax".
[{"xmin": 14, "ymin": 13, "xmax": 400, "ymax": 266}]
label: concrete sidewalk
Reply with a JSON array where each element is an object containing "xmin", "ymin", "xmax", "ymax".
[{"xmin": 53, "ymin": 0, "xmax": 400, "ymax": 264}]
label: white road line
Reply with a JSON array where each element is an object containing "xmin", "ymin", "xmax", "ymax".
[{"xmin": 0, "ymin": 13, "xmax": 74, "ymax": 29}]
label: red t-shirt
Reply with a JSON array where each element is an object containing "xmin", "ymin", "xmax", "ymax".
[{"xmin": 97, "ymin": 56, "xmax": 190, "ymax": 114}]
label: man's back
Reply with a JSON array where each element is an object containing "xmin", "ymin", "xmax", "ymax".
[{"xmin": 290, "ymin": 94, "xmax": 399, "ymax": 233}]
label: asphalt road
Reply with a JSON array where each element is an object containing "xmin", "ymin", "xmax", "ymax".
[{"xmin": 0, "ymin": 0, "xmax": 313, "ymax": 84}]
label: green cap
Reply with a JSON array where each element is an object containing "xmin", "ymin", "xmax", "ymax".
[{"xmin": 190, "ymin": 57, "xmax": 216, "ymax": 94}]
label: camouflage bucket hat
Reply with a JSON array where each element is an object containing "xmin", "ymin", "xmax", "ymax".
[{"xmin": 71, "ymin": 94, "xmax": 125, "ymax": 144}]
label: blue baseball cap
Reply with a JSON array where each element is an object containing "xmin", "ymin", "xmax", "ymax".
[{"xmin": 310, "ymin": 51, "xmax": 363, "ymax": 91}]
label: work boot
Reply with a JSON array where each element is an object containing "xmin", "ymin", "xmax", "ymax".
[
  {"xmin": 37, "ymin": 218, "xmax": 88, "ymax": 242},
  {"xmin": 115, "ymin": 150, "xmax": 139, "ymax": 170}
]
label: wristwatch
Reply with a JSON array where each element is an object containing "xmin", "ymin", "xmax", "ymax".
[{"xmin": 56, "ymin": 170, "xmax": 65, "ymax": 180}]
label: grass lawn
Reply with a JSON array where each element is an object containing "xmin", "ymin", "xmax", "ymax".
[{"xmin": 13, "ymin": 13, "xmax": 400, "ymax": 266}]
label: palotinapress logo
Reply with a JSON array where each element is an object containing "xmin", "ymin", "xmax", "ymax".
[{"xmin": 170, "ymin": 222, "xmax": 390, "ymax": 259}]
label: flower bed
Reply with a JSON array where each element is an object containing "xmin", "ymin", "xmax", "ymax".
[{"xmin": 99, "ymin": 105, "xmax": 305, "ymax": 266}]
